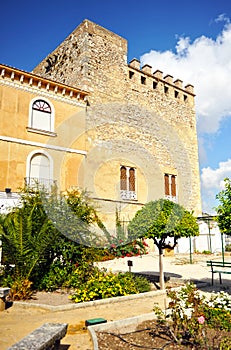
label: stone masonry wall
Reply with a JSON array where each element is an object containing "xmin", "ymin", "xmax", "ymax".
[{"xmin": 33, "ymin": 19, "xmax": 202, "ymax": 217}]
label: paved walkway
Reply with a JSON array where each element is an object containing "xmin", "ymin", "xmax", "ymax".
[
  {"xmin": 1, "ymin": 291, "xmax": 167, "ymax": 350},
  {"xmin": 1, "ymin": 253, "xmax": 231, "ymax": 350}
]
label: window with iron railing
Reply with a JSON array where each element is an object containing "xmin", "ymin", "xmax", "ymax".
[
  {"xmin": 120, "ymin": 166, "xmax": 137, "ymax": 200},
  {"xmin": 24, "ymin": 177, "xmax": 57, "ymax": 189},
  {"xmin": 26, "ymin": 152, "xmax": 55, "ymax": 191},
  {"xmin": 164, "ymin": 173, "xmax": 177, "ymax": 202}
]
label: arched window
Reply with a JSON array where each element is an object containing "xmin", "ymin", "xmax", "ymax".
[
  {"xmin": 120, "ymin": 166, "xmax": 127, "ymax": 190},
  {"xmin": 26, "ymin": 151, "xmax": 54, "ymax": 188},
  {"xmin": 120, "ymin": 166, "xmax": 137, "ymax": 200},
  {"xmin": 28, "ymin": 98, "xmax": 54, "ymax": 133},
  {"xmin": 129, "ymin": 168, "xmax": 135, "ymax": 191}
]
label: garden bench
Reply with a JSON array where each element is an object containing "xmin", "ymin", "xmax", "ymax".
[
  {"xmin": 8, "ymin": 322, "xmax": 68, "ymax": 350},
  {"xmin": 207, "ymin": 260, "xmax": 231, "ymax": 285},
  {"xmin": 0, "ymin": 287, "xmax": 10, "ymax": 311}
]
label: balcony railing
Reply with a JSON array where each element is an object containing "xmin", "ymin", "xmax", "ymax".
[
  {"xmin": 165, "ymin": 195, "xmax": 178, "ymax": 203},
  {"xmin": 120, "ymin": 190, "xmax": 137, "ymax": 201},
  {"xmin": 24, "ymin": 177, "xmax": 57, "ymax": 191}
]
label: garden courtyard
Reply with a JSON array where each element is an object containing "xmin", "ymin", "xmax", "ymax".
[{"xmin": 1, "ymin": 252, "xmax": 231, "ymax": 349}]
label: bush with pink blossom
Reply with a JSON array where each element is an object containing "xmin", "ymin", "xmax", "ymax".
[{"xmin": 153, "ymin": 283, "xmax": 231, "ymax": 348}]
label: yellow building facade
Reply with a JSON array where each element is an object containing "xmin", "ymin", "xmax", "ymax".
[
  {"xmin": 0, "ymin": 19, "xmax": 202, "ymax": 233},
  {"xmin": 0, "ymin": 64, "xmax": 88, "ymax": 208}
]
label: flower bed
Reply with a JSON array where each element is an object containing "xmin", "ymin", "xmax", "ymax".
[{"xmin": 90, "ymin": 283, "xmax": 231, "ymax": 349}]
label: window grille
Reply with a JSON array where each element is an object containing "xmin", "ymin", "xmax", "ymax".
[{"xmin": 120, "ymin": 166, "xmax": 137, "ymax": 200}]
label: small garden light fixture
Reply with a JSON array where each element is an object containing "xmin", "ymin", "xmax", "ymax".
[{"xmin": 127, "ymin": 260, "xmax": 133, "ymax": 273}]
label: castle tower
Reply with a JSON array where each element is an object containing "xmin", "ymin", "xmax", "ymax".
[
  {"xmin": 33, "ymin": 20, "xmax": 128, "ymax": 104},
  {"xmin": 33, "ymin": 19, "xmax": 202, "ymax": 221}
]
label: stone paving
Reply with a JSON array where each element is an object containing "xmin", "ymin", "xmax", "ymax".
[{"xmin": 1, "ymin": 253, "xmax": 231, "ymax": 350}]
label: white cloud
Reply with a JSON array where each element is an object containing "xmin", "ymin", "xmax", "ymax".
[
  {"xmin": 140, "ymin": 16, "xmax": 231, "ymax": 134},
  {"xmin": 201, "ymin": 159, "xmax": 231, "ymax": 190},
  {"xmin": 141, "ymin": 16, "xmax": 231, "ymax": 214},
  {"xmin": 201, "ymin": 159, "xmax": 231, "ymax": 213},
  {"xmin": 214, "ymin": 13, "xmax": 230, "ymax": 24}
]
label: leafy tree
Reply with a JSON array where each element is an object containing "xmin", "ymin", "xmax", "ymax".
[
  {"xmin": 128, "ymin": 199, "xmax": 199, "ymax": 289},
  {"xmin": 216, "ymin": 177, "xmax": 231, "ymax": 236}
]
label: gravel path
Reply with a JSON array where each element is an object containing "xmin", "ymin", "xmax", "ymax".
[{"xmin": 1, "ymin": 253, "xmax": 231, "ymax": 350}]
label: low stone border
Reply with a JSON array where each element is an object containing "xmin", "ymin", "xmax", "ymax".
[
  {"xmin": 87, "ymin": 312, "xmax": 157, "ymax": 350},
  {"xmin": 13, "ymin": 289, "xmax": 167, "ymax": 312},
  {"xmin": 8, "ymin": 322, "xmax": 68, "ymax": 350}
]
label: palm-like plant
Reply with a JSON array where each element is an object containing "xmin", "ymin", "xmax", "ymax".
[
  {"xmin": 0, "ymin": 203, "xmax": 56, "ymax": 282},
  {"xmin": 0, "ymin": 187, "xmax": 111, "ymax": 298}
]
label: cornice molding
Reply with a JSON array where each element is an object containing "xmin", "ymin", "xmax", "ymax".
[{"xmin": 0, "ymin": 64, "xmax": 89, "ymax": 107}]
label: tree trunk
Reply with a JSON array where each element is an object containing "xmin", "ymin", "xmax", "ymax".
[{"xmin": 159, "ymin": 247, "xmax": 165, "ymax": 290}]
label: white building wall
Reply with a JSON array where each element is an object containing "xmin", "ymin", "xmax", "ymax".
[
  {"xmin": 176, "ymin": 220, "xmax": 223, "ymax": 254},
  {"xmin": 0, "ymin": 192, "xmax": 20, "ymax": 214}
]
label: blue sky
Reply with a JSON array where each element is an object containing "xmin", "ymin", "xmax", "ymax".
[{"xmin": 1, "ymin": 0, "xmax": 231, "ymax": 214}]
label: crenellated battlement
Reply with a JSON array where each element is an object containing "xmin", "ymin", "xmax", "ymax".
[
  {"xmin": 32, "ymin": 19, "xmax": 195, "ymax": 108},
  {"xmin": 128, "ymin": 58, "xmax": 195, "ymax": 106}
]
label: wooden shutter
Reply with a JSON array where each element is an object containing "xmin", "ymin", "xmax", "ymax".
[
  {"xmin": 171, "ymin": 175, "xmax": 176, "ymax": 197},
  {"xmin": 120, "ymin": 166, "xmax": 127, "ymax": 190},
  {"xmin": 164, "ymin": 174, "xmax": 170, "ymax": 195},
  {"xmin": 129, "ymin": 168, "xmax": 135, "ymax": 191}
]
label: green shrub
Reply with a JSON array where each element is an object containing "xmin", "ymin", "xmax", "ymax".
[
  {"xmin": 220, "ymin": 337, "xmax": 231, "ymax": 350},
  {"xmin": 65, "ymin": 263, "xmax": 100, "ymax": 290},
  {"xmin": 38, "ymin": 258, "xmax": 99, "ymax": 291},
  {"xmin": 202, "ymin": 250, "xmax": 211, "ymax": 254},
  {"xmin": 203, "ymin": 291, "xmax": 231, "ymax": 331},
  {"xmin": 69, "ymin": 270, "xmax": 150, "ymax": 303},
  {"xmin": 133, "ymin": 274, "xmax": 151, "ymax": 293},
  {"xmin": 225, "ymin": 244, "xmax": 231, "ymax": 252},
  {"xmin": 153, "ymin": 283, "xmax": 231, "ymax": 348},
  {"xmin": 38, "ymin": 262, "xmax": 72, "ymax": 291},
  {"xmin": 0, "ymin": 187, "xmax": 109, "ymax": 297}
]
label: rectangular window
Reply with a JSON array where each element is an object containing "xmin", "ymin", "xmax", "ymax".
[
  {"xmin": 174, "ymin": 90, "xmax": 179, "ymax": 98},
  {"xmin": 164, "ymin": 174, "xmax": 177, "ymax": 202},
  {"xmin": 164, "ymin": 174, "xmax": 170, "ymax": 196},
  {"xmin": 141, "ymin": 76, "xmax": 146, "ymax": 85},
  {"xmin": 129, "ymin": 71, "xmax": 134, "ymax": 79},
  {"xmin": 120, "ymin": 166, "xmax": 137, "ymax": 200},
  {"xmin": 153, "ymin": 81, "xmax": 158, "ymax": 89},
  {"xmin": 164, "ymin": 86, "xmax": 169, "ymax": 94}
]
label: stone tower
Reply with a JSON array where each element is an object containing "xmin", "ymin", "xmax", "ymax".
[
  {"xmin": 33, "ymin": 19, "xmax": 202, "ymax": 221},
  {"xmin": 33, "ymin": 20, "xmax": 128, "ymax": 104}
]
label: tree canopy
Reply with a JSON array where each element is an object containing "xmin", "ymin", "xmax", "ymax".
[
  {"xmin": 128, "ymin": 199, "xmax": 199, "ymax": 289},
  {"xmin": 128, "ymin": 199, "xmax": 199, "ymax": 251},
  {"xmin": 216, "ymin": 177, "xmax": 231, "ymax": 236}
]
